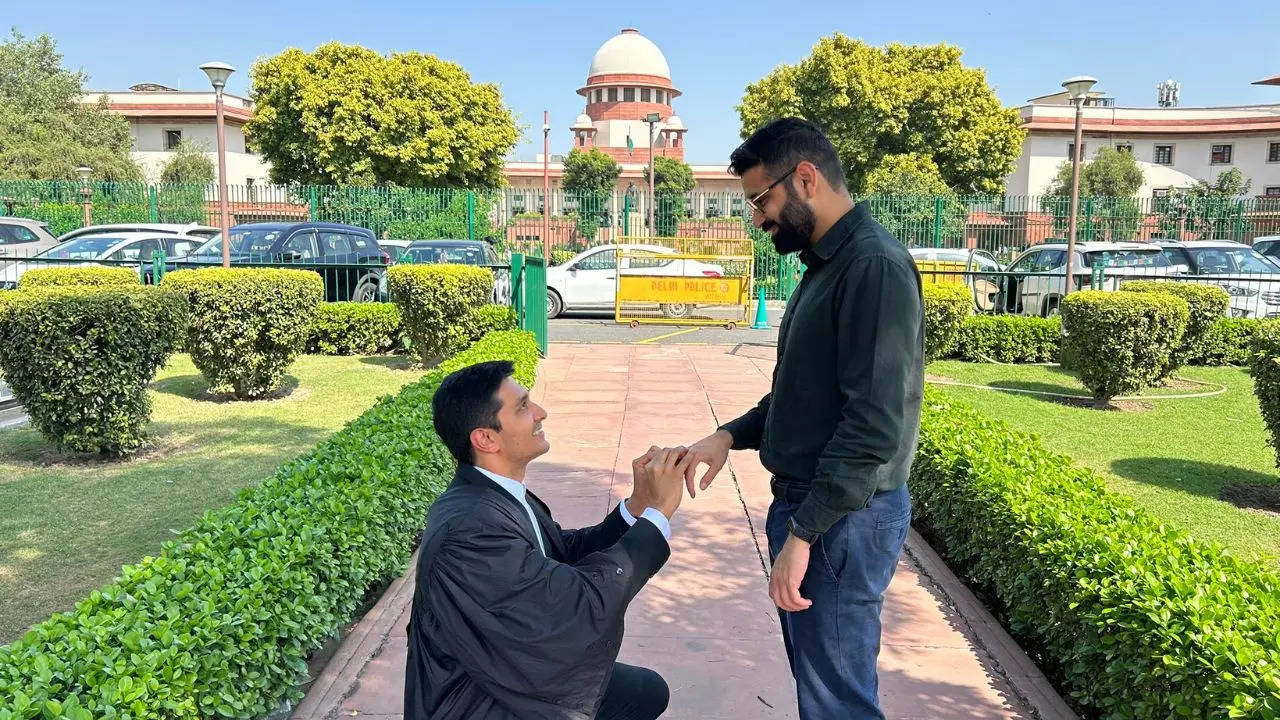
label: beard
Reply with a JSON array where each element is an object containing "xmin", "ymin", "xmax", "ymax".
[{"xmin": 762, "ymin": 190, "xmax": 816, "ymax": 255}]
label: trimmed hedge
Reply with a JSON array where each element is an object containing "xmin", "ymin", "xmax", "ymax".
[
  {"xmin": 1122, "ymin": 280, "xmax": 1229, "ymax": 373},
  {"xmin": 1250, "ymin": 320, "xmax": 1280, "ymax": 468},
  {"xmin": 1061, "ymin": 290, "xmax": 1188, "ymax": 404},
  {"xmin": 387, "ymin": 264, "xmax": 492, "ymax": 366},
  {"xmin": 18, "ymin": 267, "xmax": 141, "ymax": 290},
  {"xmin": 468, "ymin": 303, "xmax": 517, "ymax": 342},
  {"xmin": 0, "ymin": 329, "xmax": 540, "ymax": 719},
  {"xmin": 162, "ymin": 268, "xmax": 322, "ymax": 399},
  {"xmin": 1196, "ymin": 317, "xmax": 1262, "ymax": 366},
  {"xmin": 913, "ymin": 388, "xmax": 1280, "ymax": 719},
  {"xmin": 953, "ymin": 315, "xmax": 1061, "ymax": 363},
  {"xmin": 922, "ymin": 284, "xmax": 971, "ymax": 363},
  {"xmin": 307, "ymin": 302, "xmax": 403, "ymax": 356},
  {"xmin": 0, "ymin": 287, "xmax": 186, "ymax": 454}
]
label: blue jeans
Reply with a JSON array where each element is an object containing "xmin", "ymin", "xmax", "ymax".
[{"xmin": 765, "ymin": 483, "xmax": 911, "ymax": 720}]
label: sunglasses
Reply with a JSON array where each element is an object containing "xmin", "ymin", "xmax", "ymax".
[{"xmin": 746, "ymin": 166, "xmax": 799, "ymax": 214}]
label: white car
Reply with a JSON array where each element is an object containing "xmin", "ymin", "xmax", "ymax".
[
  {"xmin": 1000, "ymin": 241, "xmax": 1184, "ymax": 316},
  {"xmin": 56, "ymin": 222, "xmax": 219, "ymax": 243},
  {"xmin": 545, "ymin": 244, "xmax": 726, "ymax": 319},
  {"xmin": 0, "ymin": 233, "xmax": 202, "ymax": 289},
  {"xmin": 1154, "ymin": 240, "xmax": 1280, "ymax": 318},
  {"xmin": 909, "ymin": 247, "xmax": 1003, "ymax": 312}
]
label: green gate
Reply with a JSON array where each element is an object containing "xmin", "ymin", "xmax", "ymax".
[{"xmin": 510, "ymin": 253, "xmax": 548, "ymax": 355}]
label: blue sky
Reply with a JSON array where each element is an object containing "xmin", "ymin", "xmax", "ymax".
[{"xmin": 9, "ymin": 0, "xmax": 1280, "ymax": 165}]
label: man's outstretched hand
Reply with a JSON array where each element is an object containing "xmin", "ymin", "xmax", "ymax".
[{"xmin": 681, "ymin": 429, "xmax": 733, "ymax": 498}]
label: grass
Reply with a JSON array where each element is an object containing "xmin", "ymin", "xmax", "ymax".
[
  {"xmin": 928, "ymin": 361, "xmax": 1280, "ymax": 565},
  {"xmin": 0, "ymin": 354, "xmax": 426, "ymax": 644}
]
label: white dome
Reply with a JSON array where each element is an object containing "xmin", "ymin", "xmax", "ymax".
[
  {"xmin": 664, "ymin": 115, "xmax": 684, "ymax": 130},
  {"xmin": 573, "ymin": 113, "xmax": 594, "ymax": 129},
  {"xmin": 588, "ymin": 28, "xmax": 671, "ymax": 80}
]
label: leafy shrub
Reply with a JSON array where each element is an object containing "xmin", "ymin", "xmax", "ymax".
[
  {"xmin": 307, "ymin": 302, "xmax": 402, "ymax": 355},
  {"xmin": 0, "ymin": 287, "xmax": 186, "ymax": 453},
  {"xmin": 1250, "ymin": 320, "xmax": 1280, "ymax": 468},
  {"xmin": 912, "ymin": 388, "xmax": 1280, "ymax": 719},
  {"xmin": 550, "ymin": 249, "xmax": 576, "ymax": 266},
  {"xmin": 922, "ymin": 283, "xmax": 971, "ymax": 362},
  {"xmin": 1061, "ymin": 290, "xmax": 1188, "ymax": 404},
  {"xmin": 387, "ymin": 264, "xmax": 492, "ymax": 366},
  {"xmin": 954, "ymin": 315, "xmax": 1060, "ymax": 363},
  {"xmin": 1122, "ymin": 280, "xmax": 1228, "ymax": 372},
  {"xmin": 467, "ymin": 303, "xmax": 517, "ymax": 342},
  {"xmin": 1196, "ymin": 317, "xmax": 1262, "ymax": 365},
  {"xmin": 19, "ymin": 266, "xmax": 140, "ymax": 289},
  {"xmin": 162, "ymin": 268, "xmax": 322, "ymax": 399},
  {"xmin": 0, "ymin": 330, "xmax": 540, "ymax": 719}
]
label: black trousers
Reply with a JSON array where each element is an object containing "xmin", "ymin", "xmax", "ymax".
[{"xmin": 596, "ymin": 663, "xmax": 669, "ymax": 720}]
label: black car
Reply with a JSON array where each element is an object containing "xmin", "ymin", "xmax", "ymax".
[
  {"xmin": 402, "ymin": 239, "xmax": 511, "ymax": 305},
  {"xmin": 175, "ymin": 222, "xmax": 390, "ymax": 302}
]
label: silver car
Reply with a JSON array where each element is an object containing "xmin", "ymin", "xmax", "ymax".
[{"xmin": 0, "ymin": 218, "xmax": 60, "ymax": 264}]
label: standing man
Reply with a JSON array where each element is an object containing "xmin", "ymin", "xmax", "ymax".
[{"xmin": 682, "ymin": 118, "xmax": 924, "ymax": 719}]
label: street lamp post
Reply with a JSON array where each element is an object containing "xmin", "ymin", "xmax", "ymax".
[
  {"xmin": 201, "ymin": 61, "xmax": 235, "ymax": 268},
  {"xmin": 642, "ymin": 112, "xmax": 661, "ymax": 236},
  {"xmin": 75, "ymin": 165, "xmax": 93, "ymax": 227},
  {"xmin": 1062, "ymin": 75, "xmax": 1097, "ymax": 298},
  {"xmin": 542, "ymin": 111, "xmax": 551, "ymax": 261}
]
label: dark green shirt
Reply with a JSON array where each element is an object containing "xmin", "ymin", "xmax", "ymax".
[{"xmin": 721, "ymin": 202, "xmax": 924, "ymax": 536}]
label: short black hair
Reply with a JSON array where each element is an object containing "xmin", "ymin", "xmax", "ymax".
[
  {"xmin": 729, "ymin": 117, "xmax": 846, "ymax": 190},
  {"xmin": 432, "ymin": 360, "xmax": 514, "ymax": 465}
]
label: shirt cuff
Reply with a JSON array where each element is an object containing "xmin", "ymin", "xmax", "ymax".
[{"xmin": 618, "ymin": 501, "xmax": 672, "ymax": 543}]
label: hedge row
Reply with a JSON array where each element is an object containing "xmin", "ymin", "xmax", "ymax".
[
  {"xmin": 0, "ymin": 329, "xmax": 541, "ymax": 720},
  {"xmin": 912, "ymin": 388, "xmax": 1280, "ymax": 719},
  {"xmin": 18, "ymin": 267, "xmax": 140, "ymax": 289},
  {"xmin": 304, "ymin": 302, "xmax": 516, "ymax": 357},
  {"xmin": 922, "ymin": 284, "xmax": 971, "ymax": 363},
  {"xmin": 1122, "ymin": 280, "xmax": 1229, "ymax": 374}
]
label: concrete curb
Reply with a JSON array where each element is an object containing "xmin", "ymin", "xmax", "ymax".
[{"xmin": 904, "ymin": 529, "xmax": 1080, "ymax": 720}]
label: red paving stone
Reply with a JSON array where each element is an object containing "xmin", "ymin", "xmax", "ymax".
[{"xmin": 293, "ymin": 343, "xmax": 1068, "ymax": 720}]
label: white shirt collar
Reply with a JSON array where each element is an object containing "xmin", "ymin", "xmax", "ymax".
[{"xmin": 474, "ymin": 466, "xmax": 527, "ymax": 502}]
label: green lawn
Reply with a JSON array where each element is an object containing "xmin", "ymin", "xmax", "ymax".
[
  {"xmin": 0, "ymin": 354, "xmax": 425, "ymax": 644},
  {"xmin": 929, "ymin": 361, "xmax": 1280, "ymax": 565}
]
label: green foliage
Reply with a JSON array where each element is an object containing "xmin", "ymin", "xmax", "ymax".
[
  {"xmin": 1122, "ymin": 280, "xmax": 1229, "ymax": 372},
  {"xmin": 550, "ymin": 249, "xmax": 576, "ymax": 266},
  {"xmin": 0, "ymin": 30, "xmax": 142, "ymax": 181},
  {"xmin": 644, "ymin": 156, "xmax": 694, "ymax": 236},
  {"xmin": 467, "ymin": 303, "xmax": 517, "ymax": 342},
  {"xmin": 912, "ymin": 388, "xmax": 1280, "ymax": 719},
  {"xmin": 1195, "ymin": 317, "xmax": 1262, "ymax": 365},
  {"xmin": 1156, "ymin": 168, "xmax": 1253, "ymax": 240},
  {"xmin": 0, "ymin": 286, "xmax": 186, "ymax": 453},
  {"xmin": 1042, "ymin": 148, "xmax": 1146, "ymax": 241},
  {"xmin": 0, "ymin": 330, "xmax": 540, "ymax": 719},
  {"xmin": 1061, "ymin": 290, "xmax": 1189, "ymax": 404},
  {"xmin": 159, "ymin": 139, "xmax": 215, "ymax": 185},
  {"xmin": 310, "ymin": 186, "xmax": 500, "ymax": 241},
  {"xmin": 954, "ymin": 315, "xmax": 1060, "ymax": 363},
  {"xmin": 18, "ymin": 266, "xmax": 140, "ymax": 289},
  {"xmin": 1250, "ymin": 320, "xmax": 1280, "ymax": 468},
  {"xmin": 306, "ymin": 302, "xmax": 403, "ymax": 355},
  {"xmin": 863, "ymin": 154, "xmax": 967, "ymax": 246},
  {"xmin": 247, "ymin": 42, "xmax": 519, "ymax": 187},
  {"xmin": 387, "ymin": 264, "xmax": 492, "ymax": 366},
  {"xmin": 161, "ymin": 268, "xmax": 323, "ymax": 399},
  {"xmin": 922, "ymin": 284, "xmax": 971, "ymax": 362},
  {"xmin": 562, "ymin": 148, "xmax": 620, "ymax": 245},
  {"xmin": 737, "ymin": 35, "xmax": 1023, "ymax": 195}
]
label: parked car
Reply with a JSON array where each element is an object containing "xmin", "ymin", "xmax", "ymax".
[
  {"xmin": 545, "ymin": 244, "xmax": 727, "ymax": 319},
  {"xmin": 1153, "ymin": 239, "xmax": 1280, "ymax": 318},
  {"xmin": 909, "ymin": 247, "xmax": 1003, "ymax": 312},
  {"xmin": 0, "ymin": 218, "xmax": 60, "ymax": 264},
  {"xmin": 400, "ymin": 239, "xmax": 512, "ymax": 305},
  {"xmin": 0, "ymin": 233, "xmax": 202, "ymax": 289},
  {"xmin": 1249, "ymin": 235, "xmax": 1280, "ymax": 265},
  {"xmin": 174, "ymin": 222, "xmax": 389, "ymax": 302},
  {"xmin": 57, "ymin": 222, "xmax": 219, "ymax": 243},
  {"xmin": 998, "ymin": 241, "xmax": 1180, "ymax": 316},
  {"xmin": 377, "ymin": 238, "xmax": 413, "ymax": 261}
]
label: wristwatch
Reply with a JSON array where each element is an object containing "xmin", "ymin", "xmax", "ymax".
[{"xmin": 787, "ymin": 517, "xmax": 819, "ymax": 544}]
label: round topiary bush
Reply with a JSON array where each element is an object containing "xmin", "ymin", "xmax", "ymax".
[
  {"xmin": 387, "ymin": 264, "xmax": 492, "ymax": 366},
  {"xmin": 1249, "ymin": 319, "xmax": 1280, "ymax": 468},
  {"xmin": 1061, "ymin": 290, "xmax": 1189, "ymax": 406},
  {"xmin": 19, "ymin": 266, "xmax": 141, "ymax": 290},
  {"xmin": 162, "ymin": 268, "xmax": 323, "ymax": 399},
  {"xmin": 307, "ymin": 301, "xmax": 403, "ymax": 355},
  {"xmin": 468, "ymin": 303, "xmax": 518, "ymax": 342},
  {"xmin": 1122, "ymin": 280, "xmax": 1228, "ymax": 372},
  {"xmin": 922, "ymin": 283, "xmax": 971, "ymax": 363},
  {"xmin": 0, "ymin": 286, "xmax": 187, "ymax": 454}
]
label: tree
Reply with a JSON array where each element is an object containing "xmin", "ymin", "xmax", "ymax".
[
  {"xmin": 644, "ymin": 156, "xmax": 694, "ymax": 236},
  {"xmin": 247, "ymin": 42, "xmax": 519, "ymax": 188},
  {"xmin": 864, "ymin": 153, "xmax": 967, "ymax": 247},
  {"xmin": 1042, "ymin": 147, "xmax": 1146, "ymax": 241},
  {"xmin": 159, "ymin": 139, "xmax": 215, "ymax": 185},
  {"xmin": 0, "ymin": 29, "xmax": 141, "ymax": 181},
  {"xmin": 561, "ymin": 148, "xmax": 620, "ymax": 247},
  {"xmin": 737, "ymin": 35, "xmax": 1023, "ymax": 196},
  {"xmin": 1157, "ymin": 168, "xmax": 1253, "ymax": 240}
]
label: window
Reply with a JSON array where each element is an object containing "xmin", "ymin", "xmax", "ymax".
[
  {"xmin": 1115, "ymin": 143, "xmax": 1133, "ymax": 153},
  {"xmin": 1154, "ymin": 144, "xmax": 1174, "ymax": 165},
  {"xmin": 109, "ymin": 239, "xmax": 162, "ymax": 262},
  {"xmin": 1033, "ymin": 250, "xmax": 1066, "ymax": 272},
  {"xmin": 164, "ymin": 129, "xmax": 183, "ymax": 150},
  {"xmin": 168, "ymin": 238, "xmax": 199, "ymax": 257},
  {"xmin": 730, "ymin": 196, "xmax": 744, "ymax": 217},
  {"xmin": 1152, "ymin": 187, "xmax": 1170, "ymax": 198},
  {"xmin": 593, "ymin": 89, "xmax": 602, "ymax": 104},
  {"xmin": 1266, "ymin": 186, "xmax": 1280, "ymax": 197},
  {"xmin": 350, "ymin": 234, "xmax": 373, "ymax": 251},
  {"xmin": 318, "ymin": 232, "xmax": 354, "ymax": 257},
  {"xmin": 623, "ymin": 87, "xmax": 635, "ymax": 102},
  {"xmin": 607, "ymin": 88, "xmax": 617, "ymax": 102},
  {"xmin": 627, "ymin": 251, "xmax": 673, "ymax": 269},
  {"xmin": 1211, "ymin": 144, "xmax": 1233, "ymax": 164},
  {"xmin": 656, "ymin": 90, "xmax": 665, "ymax": 104},
  {"xmin": 1008, "ymin": 251, "xmax": 1040, "ymax": 273},
  {"xmin": 1067, "ymin": 142, "xmax": 1085, "ymax": 159},
  {"xmin": 577, "ymin": 249, "xmax": 616, "ymax": 270},
  {"xmin": 282, "ymin": 231, "xmax": 318, "ymax": 260},
  {"xmin": 0, "ymin": 224, "xmax": 39, "ymax": 244},
  {"xmin": 1269, "ymin": 142, "xmax": 1280, "ymax": 163},
  {"xmin": 641, "ymin": 88, "xmax": 651, "ymax": 103}
]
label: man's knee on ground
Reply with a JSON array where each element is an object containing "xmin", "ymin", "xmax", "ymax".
[{"xmin": 637, "ymin": 666, "xmax": 670, "ymax": 719}]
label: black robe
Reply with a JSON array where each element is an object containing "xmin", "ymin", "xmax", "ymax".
[{"xmin": 404, "ymin": 464, "xmax": 670, "ymax": 720}]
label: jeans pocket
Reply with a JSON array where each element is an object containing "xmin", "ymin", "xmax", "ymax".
[
  {"xmin": 872, "ymin": 507, "xmax": 912, "ymax": 554},
  {"xmin": 815, "ymin": 518, "xmax": 849, "ymax": 581}
]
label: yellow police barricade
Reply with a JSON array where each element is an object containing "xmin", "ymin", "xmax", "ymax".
[{"xmin": 614, "ymin": 247, "xmax": 754, "ymax": 328}]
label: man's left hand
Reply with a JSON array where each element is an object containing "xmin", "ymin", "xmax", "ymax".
[{"xmin": 769, "ymin": 535, "xmax": 813, "ymax": 612}]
